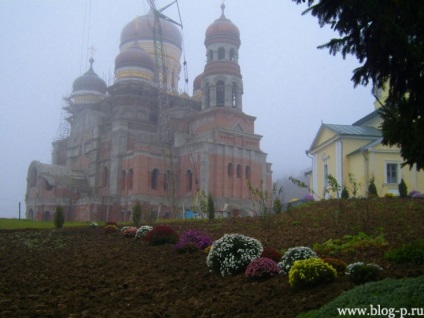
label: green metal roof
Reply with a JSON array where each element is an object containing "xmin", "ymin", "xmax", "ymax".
[{"xmin": 324, "ymin": 124, "xmax": 382, "ymax": 137}]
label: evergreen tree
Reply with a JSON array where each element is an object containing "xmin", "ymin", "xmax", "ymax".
[
  {"xmin": 398, "ymin": 179, "xmax": 408, "ymax": 198},
  {"xmin": 368, "ymin": 177, "xmax": 378, "ymax": 197},
  {"xmin": 133, "ymin": 201, "xmax": 142, "ymax": 227},
  {"xmin": 54, "ymin": 205, "xmax": 65, "ymax": 229},
  {"xmin": 341, "ymin": 187, "xmax": 349, "ymax": 199},
  {"xmin": 293, "ymin": 0, "xmax": 424, "ymax": 170},
  {"xmin": 207, "ymin": 194, "xmax": 215, "ymax": 220}
]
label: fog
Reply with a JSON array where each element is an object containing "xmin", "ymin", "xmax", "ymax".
[{"xmin": 0, "ymin": 0, "xmax": 374, "ymax": 218}]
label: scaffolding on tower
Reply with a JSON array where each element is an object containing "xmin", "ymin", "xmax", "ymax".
[{"xmin": 147, "ymin": 0, "xmax": 183, "ymax": 217}]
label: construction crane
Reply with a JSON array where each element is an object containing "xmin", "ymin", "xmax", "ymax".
[{"xmin": 147, "ymin": 0, "xmax": 183, "ymax": 217}]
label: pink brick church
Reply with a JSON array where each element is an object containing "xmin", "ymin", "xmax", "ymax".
[{"xmin": 26, "ymin": 4, "xmax": 273, "ymax": 222}]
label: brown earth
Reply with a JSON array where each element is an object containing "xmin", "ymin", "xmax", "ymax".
[{"xmin": 0, "ymin": 199, "xmax": 423, "ymax": 318}]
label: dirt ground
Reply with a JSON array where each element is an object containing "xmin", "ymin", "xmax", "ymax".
[{"xmin": 0, "ymin": 199, "xmax": 423, "ymax": 318}]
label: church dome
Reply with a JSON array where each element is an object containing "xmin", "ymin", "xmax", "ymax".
[
  {"xmin": 193, "ymin": 73, "xmax": 203, "ymax": 91},
  {"xmin": 115, "ymin": 44, "xmax": 155, "ymax": 72},
  {"xmin": 72, "ymin": 58, "xmax": 107, "ymax": 93},
  {"xmin": 120, "ymin": 11, "xmax": 182, "ymax": 50},
  {"xmin": 205, "ymin": 4, "xmax": 240, "ymax": 48}
]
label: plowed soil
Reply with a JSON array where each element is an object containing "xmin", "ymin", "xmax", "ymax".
[{"xmin": 1, "ymin": 199, "xmax": 423, "ymax": 318}]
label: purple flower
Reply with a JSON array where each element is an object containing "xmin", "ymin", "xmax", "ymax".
[
  {"xmin": 245, "ymin": 257, "xmax": 280, "ymax": 279},
  {"xmin": 175, "ymin": 230, "xmax": 212, "ymax": 253}
]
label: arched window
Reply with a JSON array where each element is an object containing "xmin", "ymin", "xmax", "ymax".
[
  {"xmin": 30, "ymin": 167, "xmax": 37, "ymax": 187},
  {"xmin": 186, "ymin": 169, "xmax": 193, "ymax": 191},
  {"xmin": 43, "ymin": 211, "xmax": 51, "ymax": 222},
  {"xmin": 206, "ymin": 83, "xmax": 211, "ymax": 108},
  {"xmin": 218, "ymin": 47, "xmax": 225, "ymax": 60},
  {"xmin": 151, "ymin": 168, "xmax": 159, "ymax": 189},
  {"xmin": 232, "ymin": 82, "xmax": 238, "ymax": 107},
  {"xmin": 228, "ymin": 163, "xmax": 233, "ymax": 177},
  {"xmin": 103, "ymin": 167, "xmax": 109, "ymax": 186},
  {"xmin": 127, "ymin": 168, "xmax": 133, "ymax": 190},
  {"xmin": 245, "ymin": 165, "xmax": 251, "ymax": 180},
  {"xmin": 237, "ymin": 164, "xmax": 242, "ymax": 178},
  {"xmin": 216, "ymin": 80, "xmax": 225, "ymax": 106},
  {"xmin": 44, "ymin": 178, "xmax": 53, "ymax": 191},
  {"xmin": 208, "ymin": 49, "xmax": 214, "ymax": 61},
  {"xmin": 28, "ymin": 208, "xmax": 34, "ymax": 221},
  {"xmin": 230, "ymin": 48, "xmax": 236, "ymax": 61},
  {"xmin": 121, "ymin": 170, "xmax": 126, "ymax": 191}
]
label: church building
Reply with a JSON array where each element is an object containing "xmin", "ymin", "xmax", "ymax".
[{"xmin": 26, "ymin": 4, "xmax": 273, "ymax": 221}]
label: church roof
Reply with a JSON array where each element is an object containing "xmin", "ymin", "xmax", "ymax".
[{"xmin": 324, "ymin": 124, "xmax": 381, "ymax": 137}]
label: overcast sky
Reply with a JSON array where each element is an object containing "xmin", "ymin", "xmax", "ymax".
[{"xmin": 0, "ymin": 0, "xmax": 375, "ymax": 218}]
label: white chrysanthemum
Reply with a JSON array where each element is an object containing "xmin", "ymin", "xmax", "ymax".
[{"xmin": 206, "ymin": 233, "xmax": 263, "ymax": 276}]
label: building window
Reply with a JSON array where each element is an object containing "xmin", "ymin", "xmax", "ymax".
[
  {"xmin": 151, "ymin": 168, "xmax": 159, "ymax": 189},
  {"xmin": 245, "ymin": 165, "xmax": 251, "ymax": 180},
  {"xmin": 30, "ymin": 167, "xmax": 37, "ymax": 187},
  {"xmin": 232, "ymin": 82, "xmax": 238, "ymax": 107},
  {"xmin": 228, "ymin": 163, "xmax": 233, "ymax": 177},
  {"xmin": 386, "ymin": 163, "xmax": 399, "ymax": 184},
  {"xmin": 44, "ymin": 178, "xmax": 53, "ymax": 191},
  {"xmin": 218, "ymin": 47, "xmax": 225, "ymax": 60},
  {"xmin": 216, "ymin": 80, "xmax": 225, "ymax": 106},
  {"xmin": 236, "ymin": 164, "xmax": 242, "ymax": 178},
  {"xmin": 103, "ymin": 166, "xmax": 109, "ymax": 186},
  {"xmin": 205, "ymin": 83, "xmax": 210, "ymax": 108},
  {"xmin": 208, "ymin": 49, "xmax": 213, "ymax": 62},
  {"xmin": 127, "ymin": 168, "xmax": 133, "ymax": 190},
  {"xmin": 186, "ymin": 169, "xmax": 193, "ymax": 191},
  {"xmin": 121, "ymin": 170, "xmax": 126, "ymax": 191},
  {"xmin": 230, "ymin": 48, "xmax": 235, "ymax": 61}
]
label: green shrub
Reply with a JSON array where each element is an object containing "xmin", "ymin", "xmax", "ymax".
[
  {"xmin": 104, "ymin": 224, "xmax": 118, "ymax": 234},
  {"xmin": 206, "ymin": 233, "xmax": 263, "ymax": 276},
  {"xmin": 278, "ymin": 246, "xmax": 317, "ymax": 274},
  {"xmin": 144, "ymin": 225, "xmax": 179, "ymax": 246},
  {"xmin": 273, "ymin": 197, "xmax": 283, "ymax": 214},
  {"xmin": 288, "ymin": 258, "xmax": 337, "ymax": 288},
  {"xmin": 368, "ymin": 177, "xmax": 378, "ymax": 197},
  {"xmin": 398, "ymin": 179, "xmax": 408, "ymax": 198},
  {"xmin": 132, "ymin": 201, "xmax": 142, "ymax": 227},
  {"xmin": 384, "ymin": 239, "xmax": 424, "ymax": 265},
  {"xmin": 341, "ymin": 187, "xmax": 349, "ymax": 199},
  {"xmin": 345, "ymin": 262, "xmax": 383, "ymax": 284},
  {"xmin": 54, "ymin": 205, "xmax": 65, "ymax": 229},
  {"xmin": 321, "ymin": 257, "xmax": 347, "ymax": 273}
]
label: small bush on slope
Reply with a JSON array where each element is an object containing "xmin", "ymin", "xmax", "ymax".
[{"xmin": 296, "ymin": 276, "xmax": 424, "ymax": 318}]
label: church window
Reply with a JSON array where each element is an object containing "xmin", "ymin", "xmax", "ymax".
[
  {"xmin": 206, "ymin": 83, "xmax": 211, "ymax": 108},
  {"xmin": 245, "ymin": 166, "xmax": 251, "ymax": 180},
  {"xmin": 237, "ymin": 164, "xmax": 242, "ymax": 178},
  {"xmin": 127, "ymin": 168, "xmax": 133, "ymax": 190},
  {"xmin": 121, "ymin": 170, "xmax": 126, "ymax": 191},
  {"xmin": 103, "ymin": 166, "xmax": 109, "ymax": 186},
  {"xmin": 208, "ymin": 49, "xmax": 214, "ymax": 61},
  {"xmin": 44, "ymin": 178, "xmax": 53, "ymax": 191},
  {"xmin": 186, "ymin": 169, "xmax": 193, "ymax": 191},
  {"xmin": 228, "ymin": 163, "xmax": 233, "ymax": 177},
  {"xmin": 230, "ymin": 49, "xmax": 235, "ymax": 61},
  {"xmin": 30, "ymin": 167, "xmax": 37, "ymax": 187},
  {"xmin": 151, "ymin": 168, "xmax": 159, "ymax": 190},
  {"xmin": 43, "ymin": 211, "xmax": 51, "ymax": 222},
  {"xmin": 232, "ymin": 82, "xmax": 238, "ymax": 107},
  {"xmin": 218, "ymin": 47, "xmax": 225, "ymax": 60},
  {"xmin": 216, "ymin": 80, "xmax": 225, "ymax": 106}
]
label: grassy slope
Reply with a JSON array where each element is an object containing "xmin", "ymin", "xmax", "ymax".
[{"xmin": 297, "ymin": 276, "xmax": 424, "ymax": 318}]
